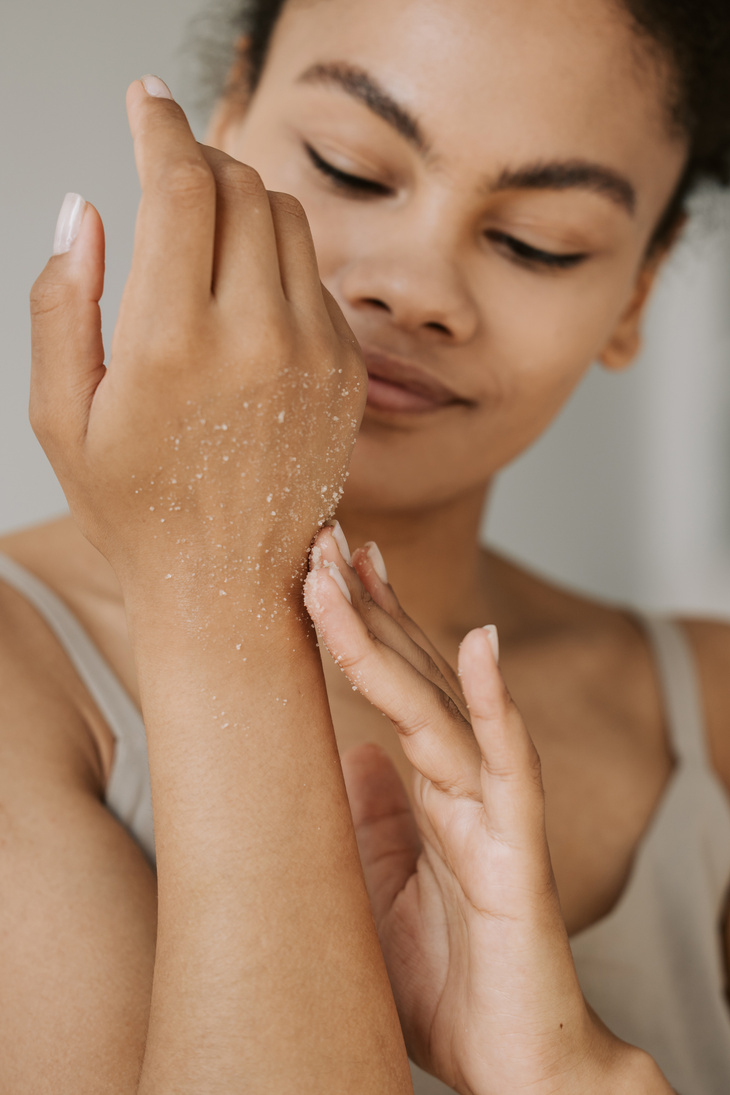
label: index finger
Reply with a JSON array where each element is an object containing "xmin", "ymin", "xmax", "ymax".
[{"xmin": 126, "ymin": 77, "xmax": 216, "ymax": 311}]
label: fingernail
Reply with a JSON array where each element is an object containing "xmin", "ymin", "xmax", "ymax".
[
  {"xmin": 330, "ymin": 520, "xmax": 352, "ymax": 565},
  {"xmin": 141, "ymin": 74, "xmax": 173, "ymax": 99},
  {"xmin": 365, "ymin": 541, "xmax": 388, "ymax": 584},
  {"xmin": 53, "ymin": 192, "xmax": 86, "ymax": 255},
  {"xmin": 483, "ymin": 624, "xmax": 500, "ymax": 664},
  {"xmin": 324, "ymin": 561, "xmax": 352, "ymax": 603}
]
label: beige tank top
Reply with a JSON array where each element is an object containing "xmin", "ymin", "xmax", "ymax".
[{"xmin": 1, "ymin": 553, "xmax": 729, "ymax": 1093}]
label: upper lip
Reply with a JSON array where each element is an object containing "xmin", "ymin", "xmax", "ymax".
[{"xmin": 360, "ymin": 347, "xmax": 472, "ymax": 406}]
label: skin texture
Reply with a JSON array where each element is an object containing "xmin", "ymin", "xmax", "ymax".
[{"xmin": 0, "ymin": 0, "xmax": 727, "ymax": 1090}]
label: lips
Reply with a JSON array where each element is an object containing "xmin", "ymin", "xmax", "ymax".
[{"xmin": 361, "ymin": 348, "xmax": 469, "ymax": 415}]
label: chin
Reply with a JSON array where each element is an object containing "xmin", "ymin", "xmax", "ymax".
[{"xmin": 337, "ymin": 433, "xmax": 458, "ymax": 516}]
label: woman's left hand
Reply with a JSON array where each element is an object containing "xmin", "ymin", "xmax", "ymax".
[{"xmin": 304, "ymin": 526, "xmax": 644, "ymax": 1095}]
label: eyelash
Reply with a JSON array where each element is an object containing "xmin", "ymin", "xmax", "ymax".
[
  {"xmin": 304, "ymin": 143, "xmax": 588, "ymax": 271},
  {"xmin": 305, "ymin": 143, "xmax": 390, "ymax": 196}
]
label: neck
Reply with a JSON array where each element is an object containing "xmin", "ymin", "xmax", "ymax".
[{"xmin": 337, "ymin": 483, "xmax": 494, "ymax": 639}]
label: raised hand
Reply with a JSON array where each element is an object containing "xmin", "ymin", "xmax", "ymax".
[
  {"xmin": 29, "ymin": 77, "xmax": 364, "ymax": 598},
  {"xmin": 304, "ymin": 525, "xmax": 643, "ymax": 1095}
]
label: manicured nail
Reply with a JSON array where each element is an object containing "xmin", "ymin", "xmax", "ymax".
[
  {"xmin": 330, "ymin": 520, "xmax": 352, "ymax": 565},
  {"xmin": 324, "ymin": 561, "xmax": 352, "ymax": 604},
  {"xmin": 483, "ymin": 624, "xmax": 499, "ymax": 664},
  {"xmin": 53, "ymin": 192, "xmax": 86, "ymax": 255},
  {"xmin": 365, "ymin": 541, "xmax": 388, "ymax": 583},
  {"xmin": 141, "ymin": 74, "xmax": 173, "ymax": 99}
]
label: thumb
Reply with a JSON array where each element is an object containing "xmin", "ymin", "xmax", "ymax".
[
  {"xmin": 341, "ymin": 743, "xmax": 421, "ymax": 925},
  {"xmin": 30, "ymin": 194, "xmax": 106, "ymax": 459}
]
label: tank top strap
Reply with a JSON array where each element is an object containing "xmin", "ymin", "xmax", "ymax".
[
  {"xmin": 637, "ymin": 614, "xmax": 710, "ymax": 769},
  {"xmin": 0, "ymin": 552, "xmax": 145, "ymax": 745},
  {"xmin": 0, "ymin": 552, "xmax": 155, "ymax": 865}
]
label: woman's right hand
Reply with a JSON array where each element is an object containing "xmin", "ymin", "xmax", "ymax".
[{"xmin": 29, "ymin": 76, "xmax": 365, "ymax": 596}]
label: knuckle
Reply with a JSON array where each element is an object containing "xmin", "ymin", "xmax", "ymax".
[
  {"xmin": 214, "ymin": 159, "xmax": 263, "ymax": 196},
  {"xmin": 154, "ymin": 157, "xmax": 214, "ymax": 203},
  {"xmin": 235, "ymin": 162, "xmax": 266, "ymax": 195},
  {"xmin": 28, "ymin": 392, "xmax": 60, "ymax": 447},
  {"xmin": 268, "ymin": 190, "xmax": 308, "ymax": 222},
  {"xmin": 29, "ymin": 273, "xmax": 70, "ymax": 319}
]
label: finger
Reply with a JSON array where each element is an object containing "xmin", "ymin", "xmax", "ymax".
[
  {"xmin": 126, "ymin": 77, "xmax": 216, "ymax": 311},
  {"xmin": 459, "ymin": 628, "xmax": 547, "ymax": 847},
  {"xmin": 30, "ymin": 196, "xmax": 106, "ymax": 456},
  {"xmin": 268, "ymin": 191, "xmax": 329, "ymax": 317},
  {"xmin": 352, "ymin": 541, "xmax": 463, "ymax": 697},
  {"xmin": 321, "ymin": 283, "xmax": 361, "ymax": 347},
  {"xmin": 341, "ymin": 743, "xmax": 421, "ymax": 925},
  {"xmin": 198, "ymin": 146, "xmax": 285, "ymax": 308},
  {"xmin": 304, "ymin": 563, "xmax": 482, "ymax": 797},
  {"xmin": 313, "ymin": 526, "xmax": 465, "ymax": 715}
]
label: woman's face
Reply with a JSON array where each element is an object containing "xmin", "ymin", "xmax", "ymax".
[{"xmin": 209, "ymin": 0, "xmax": 687, "ymax": 512}]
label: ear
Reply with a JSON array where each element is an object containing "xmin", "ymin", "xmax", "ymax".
[
  {"xmin": 598, "ymin": 213, "xmax": 687, "ymax": 372},
  {"xmin": 204, "ymin": 35, "xmax": 252, "ymax": 148}
]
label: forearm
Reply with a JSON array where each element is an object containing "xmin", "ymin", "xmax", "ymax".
[{"xmin": 129, "ymin": 580, "xmax": 412, "ymax": 1094}]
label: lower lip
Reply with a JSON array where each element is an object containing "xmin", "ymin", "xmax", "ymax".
[{"xmin": 366, "ymin": 375, "xmax": 453, "ymax": 414}]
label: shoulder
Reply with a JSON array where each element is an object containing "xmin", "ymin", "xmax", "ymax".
[
  {"xmin": 482, "ymin": 549, "xmax": 671, "ymax": 765},
  {"xmin": 0, "ymin": 521, "xmax": 108, "ymax": 793},
  {"xmin": 678, "ymin": 617, "xmax": 730, "ymax": 795}
]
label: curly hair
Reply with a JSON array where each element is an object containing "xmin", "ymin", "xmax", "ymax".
[{"xmin": 195, "ymin": 0, "xmax": 730, "ymax": 248}]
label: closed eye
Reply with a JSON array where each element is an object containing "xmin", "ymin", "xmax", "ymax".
[
  {"xmin": 305, "ymin": 144, "xmax": 587, "ymax": 269},
  {"xmin": 486, "ymin": 230, "xmax": 587, "ymax": 270},
  {"xmin": 305, "ymin": 143, "xmax": 391, "ymax": 196}
]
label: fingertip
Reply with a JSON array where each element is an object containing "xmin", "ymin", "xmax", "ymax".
[
  {"xmin": 140, "ymin": 74, "xmax": 174, "ymax": 100},
  {"xmin": 364, "ymin": 541, "xmax": 388, "ymax": 584},
  {"xmin": 52, "ymin": 193, "xmax": 86, "ymax": 257},
  {"xmin": 51, "ymin": 198, "xmax": 105, "ymax": 299},
  {"xmin": 303, "ymin": 560, "xmax": 352, "ymax": 620},
  {"xmin": 483, "ymin": 624, "xmax": 500, "ymax": 665},
  {"xmin": 458, "ymin": 627, "xmax": 503, "ymax": 712}
]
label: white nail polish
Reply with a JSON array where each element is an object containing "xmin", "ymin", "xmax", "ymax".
[
  {"xmin": 324, "ymin": 561, "xmax": 352, "ymax": 604},
  {"xmin": 141, "ymin": 74, "xmax": 173, "ymax": 99},
  {"xmin": 483, "ymin": 624, "xmax": 499, "ymax": 664},
  {"xmin": 53, "ymin": 193, "xmax": 85, "ymax": 255},
  {"xmin": 366, "ymin": 541, "xmax": 388, "ymax": 583},
  {"xmin": 330, "ymin": 520, "xmax": 352, "ymax": 565}
]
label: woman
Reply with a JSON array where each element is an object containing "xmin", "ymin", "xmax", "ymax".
[{"xmin": 3, "ymin": 0, "xmax": 730, "ymax": 1090}]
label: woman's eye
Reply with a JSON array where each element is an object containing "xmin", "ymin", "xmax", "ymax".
[
  {"xmin": 487, "ymin": 230, "xmax": 587, "ymax": 271},
  {"xmin": 305, "ymin": 143, "xmax": 391, "ymax": 196}
]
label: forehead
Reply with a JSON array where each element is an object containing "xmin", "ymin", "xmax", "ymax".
[{"xmin": 266, "ymin": 0, "xmax": 684, "ymax": 221}]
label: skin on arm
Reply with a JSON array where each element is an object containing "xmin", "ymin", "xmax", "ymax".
[
  {"xmin": 0, "ymin": 583, "xmax": 157, "ymax": 1093},
  {"xmin": 28, "ymin": 78, "xmax": 413, "ymax": 1094}
]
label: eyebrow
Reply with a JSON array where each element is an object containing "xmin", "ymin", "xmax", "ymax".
[
  {"xmin": 297, "ymin": 61, "xmax": 429, "ymax": 152},
  {"xmin": 296, "ymin": 61, "xmax": 637, "ymax": 215},
  {"xmin": 492, "ymin": 161, "xmax": 636, "ymax": 214}
]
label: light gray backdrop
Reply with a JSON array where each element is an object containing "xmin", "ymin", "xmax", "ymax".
[{"xmin": 3, "ymin": 0, "xmax": 730, "ymax": 615}]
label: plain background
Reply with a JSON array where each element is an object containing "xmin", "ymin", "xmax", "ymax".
[{"xmin": 2, "ymin": 0, "xmax": 730, "ymax": 615}]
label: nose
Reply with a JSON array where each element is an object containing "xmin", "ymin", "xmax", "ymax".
[{"xmin": 337, "ymin": 234, "xmax": 480, "ymax": 344}]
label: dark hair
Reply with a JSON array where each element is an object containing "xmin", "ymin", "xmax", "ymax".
[{"xmin": 195, "ymin": 0, "xmax": 730, "ymax": 249}]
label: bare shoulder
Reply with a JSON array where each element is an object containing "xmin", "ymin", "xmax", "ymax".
[
  {"xmin": 678, "ymin": 617, "xmax": 730, "ymax": 794},
  {"xmin": 0, "ymin": 551, "xmax": 105, "ymax": 794},
  {"xmin": 0, "ymin": 515, "xmax": 127, "ymax": 792}
]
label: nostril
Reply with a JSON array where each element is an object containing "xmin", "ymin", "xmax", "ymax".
[
  {"xmin": 363, "ymin": 297, "xmax": 391, "ymax": 312},
  {"xmin": 425, "ymin": 320, "xmax": 450, "ymax": 335}
]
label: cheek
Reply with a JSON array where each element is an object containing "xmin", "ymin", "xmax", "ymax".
[{"xmin": 481, "ymin": 258, "xmax": 640, "ymax": 406}]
